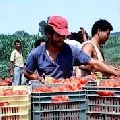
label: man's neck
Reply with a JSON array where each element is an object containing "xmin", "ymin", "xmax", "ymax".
[
  {"xmin": 15, "ymin": 48, "xmax": 21, "ymax": 52},
  {"xmin": 46, "ymin": 42, "xmax": 61, "ymax": 54},
  {"xmin": 91, "ymin": 36, "xmax": 100, "ymax": 48}
]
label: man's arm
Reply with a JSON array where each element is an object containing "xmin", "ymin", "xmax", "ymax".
[
  {"xmin": 88, "ymin": 58, "xmax": 120, "ymax": 76},
  {"xmin": 10, "ymin": 61, "xmax": 14, "ymax": 77},
  {"xmin": 10, "ymin": 51, "xmax": 15, "ymax": 77},
  {"xmin": 24, "ymin": 70, "xmax": 44, "ymax": 83},
  {"xmin": 79, "ymin": 43, "xmax": 94, "ymax": 70},
  {"xmin": 74, "ymin": 47, "xmax": 120, "ymax": 77},
  {"xmin": 80, "ymin": 27, "xmax": 87, "ymax": 42},
  {"xmin": 24, "ymin": 49, "xmax": 45, "ymax": 83}
]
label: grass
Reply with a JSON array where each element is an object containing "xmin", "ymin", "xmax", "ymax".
[{"xmin": 0, "ymin": 60, "xmax": 9, "ymax": 78}]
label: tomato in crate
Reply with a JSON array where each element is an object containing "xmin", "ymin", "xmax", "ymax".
[{"xmin": 98, "ymin": 90, "xmax": 114, "ymax": 96}]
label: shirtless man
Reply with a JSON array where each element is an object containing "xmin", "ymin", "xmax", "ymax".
[{"xmin": 79, "ymin": 19, "xmax": 114, "ymax": 77}]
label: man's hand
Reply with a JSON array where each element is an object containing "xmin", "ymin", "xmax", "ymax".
[
  {"xmin": 37, "ymin": 76, "xmax": 45, "ymax": 84},
  {"xmin": 10, "ymin": 71, "xmax": 13, "ymax": 79},
  {"xmin": 80, "ymin": 27, "xmax": 86, "ymax": 35},
  {"xmin": 88, "ymin": 58, "xmax": 120, "ymax": 77}
]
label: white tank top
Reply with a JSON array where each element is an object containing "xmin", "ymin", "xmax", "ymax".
[
  {"xmin": 75, "ymin": 40, "xmax": 104, "ymax": 77},
  {"xmin": 81, "ymin": 40, "xmax": 104, "ymax": 61}
]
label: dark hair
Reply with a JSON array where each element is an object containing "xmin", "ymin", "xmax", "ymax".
[
  {"xmin": 76, "ymin": 31, "xmax": 88, "ymax": 43},
  {"xmin": 91, "ymin": 19, "xmax": 113, "ymax": 37},
  {"xmin": 45, "ymin": 25, "xmax": 55, "ymax": 35},
  {"xmin": 67, "ymin": 32, "xmax": 88, "ymax": 44},
  {"xmin": 14, "ymin": 40, "xmax": 21, "ymax": 45},
  {"xmin": 67, "ymin": 32, "xmax": 78, "ymax": 40},
  {"xmin": 34, "ymin": 38, "xmax": 46, "ymax": 48}
]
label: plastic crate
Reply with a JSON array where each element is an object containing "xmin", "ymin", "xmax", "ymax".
[
  {"xmin": 0, "ymin": 102, "xmax": 9, "ymax": 120},
  {"xmin": 87, "ymin": 114, "xmax": 120, "ymax": 120},
  {"xmin": 84, "ymin": 80, "xmax": 120, "ymax": 120},
  {"xmin": 0, "ymin": 86, "xmax": 31, "ymax": 120},
  {"xmin": 31, "ymin": 83, "xmax": 87, "ymax": 120},
  {"xmin": 1, "ymin": 113, "xmax": 30, "ymax": 120}
]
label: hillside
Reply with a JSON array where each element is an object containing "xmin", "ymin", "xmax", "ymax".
[{"xmin": 111, "ymin": 32, "xmax": 120, "ymax": 36}]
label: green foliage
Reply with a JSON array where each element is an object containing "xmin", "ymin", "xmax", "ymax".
[
  {"xmin": 39, "ymin": 20, "xmax": 47, "ymax": 36},
  {"xmin": 13, "ymin": 30, "xmax": 29, "ymax": 36},
  {"xmin": 103, "ymin": 35, "xmax": 120, "ymax": 67},
  {"xmin": 0, "ymin": 34, "xmax": 40, "ymax": 78}
]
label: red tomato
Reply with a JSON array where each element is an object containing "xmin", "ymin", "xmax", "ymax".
[
  {"xmin": 61, "ymin": 96, "xmax": 69, "ymax": 101},
  {"xmin": 53, "ymin": 79, "xmax": 61, "ymax": 83},
  {"xmin": 51, "ymin": 95, "xmax": 69, "ymax": 103},
  {"xmin": 19, "ymin": 90, "xmax": 28, "ymax": 95},
  {"xmin": 0, "ymin": 81, "xmax": 8, "ymax": 86},
  {"xmin": 5, "ymin": 78, "xmax": 12, "ymax": 85},
  {"xmin": 80, "ymin": 79, "xmax": 88, "ymax": 84},
  {"xmin": 98, "ymin": 91, "xmax": 114, "ymax": 96},
  {"xmin": 3, "ymin": 89, "xmax": 14, "ymax": 96}
]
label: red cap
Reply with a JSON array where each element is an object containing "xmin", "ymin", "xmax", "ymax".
[{"xmin": 48, "ymin": 16, "xmax": 71, "ymax": 35}]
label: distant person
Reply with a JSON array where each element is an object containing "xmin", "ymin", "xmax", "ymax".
[
  {"xmin": 34, "ymin": 38, "xmax": 46, "ymax": 48},
  {"xmin": 64, "ymin": 33, "xmax": 82, "ymax": 48},
  {"xmin": 79, "ymin": 19, "xmax": 117, "ymax": 77},
  {"xmin": 76, "ymin": 27, "xmax": 88, "ymax": 43},
  {"xmin": 65, "ymin": 27, "xmax": 88, "ymax": 76},
  {"xmin": 65, "ymin": 27, "xmax": 88, "ymax": 47},
  {"xmin": 10, "ymin": 40, "xmax": 24, "ymax": 85}
]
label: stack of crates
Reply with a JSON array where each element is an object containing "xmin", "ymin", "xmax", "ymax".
[
  {"xmin": 31, "ymin": 83, "xmax": 87, "ymax": 120},
  {"xmin": 84, "ymin": 80, "xmax": 120, "ymax": 120},
  {"xmin": 0, "ymin": 86, "xmax": 31, "ymax": 120}
]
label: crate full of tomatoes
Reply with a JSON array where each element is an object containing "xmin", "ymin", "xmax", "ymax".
[
  {"xmin": 84, "ymin": 77, "xmax": 120, "ymax": 120},
  {"xmin": 0, "ymin": 78, "xmax": 12, "ymax": 86},
  {"xmin": 0, "ymin": 86, "xmax": 31, "ymax": 120},
  {"xmin": 31, "ymin": 76, "xmax": 88, "ymax": 120}
]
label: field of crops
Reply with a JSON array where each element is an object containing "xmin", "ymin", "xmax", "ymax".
[
  {"xmin": 0, "ymin": 34, "xmax": 38, "ymax": 78},
  {"xmin": 0, "ymin": 35, "xmax": 120, "ymax": 78},
  {"xmin": 103, "ymin": 35, "xmax": 120, "ymax": 67}
]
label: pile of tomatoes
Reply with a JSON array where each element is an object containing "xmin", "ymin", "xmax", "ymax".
[
  {"xmin": 51, "ymin": 95, "xmax": 69, "ymax": 103},
  {"xmin": 0, "ymin": 78, "xmax": 12, "ymax": 86},
  {"xmin": 97, "ymin": 78, "xmax": 120, "ymax": 96},
  {"xmin": 33, "ymin": 77, "xmax": 88, "ymax": 93},
  {"xmin": 0, "ymin": 89, "xmax": 28, "ymax": 96},
  {"xmin": 99, "ymin": 80, "xmax": 120, "ymax": 87}
]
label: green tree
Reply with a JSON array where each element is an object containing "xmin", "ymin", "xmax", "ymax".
[
  {"xmin": 39, "ymin": 20, "xmax": 47, "ymax": 36},
  {"xmin": 13, "ymin": 30, "xmax": 29, "ymax": 36}
]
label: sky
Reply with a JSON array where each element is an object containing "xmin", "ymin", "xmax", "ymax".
[{"xmin": 0, "ymin": 0, "xmax": 120, "ymax": 35}]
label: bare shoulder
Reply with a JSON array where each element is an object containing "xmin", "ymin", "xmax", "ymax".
[{"xmin": 82, "ymin": 43, "xmax": 94, "ymax": 51}]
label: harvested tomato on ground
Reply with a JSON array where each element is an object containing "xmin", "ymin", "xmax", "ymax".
[
  {"xmin": 0, "ymin": 81, "xmax": 8, "ymax": 86},
  {"xmin": 4, "ymin": 78, "xmax": 12, "ymax": 85}
]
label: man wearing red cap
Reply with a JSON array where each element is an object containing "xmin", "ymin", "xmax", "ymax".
[{"xmin": 24, "ymin": 16, "xmax": 120, "ymax": 82}]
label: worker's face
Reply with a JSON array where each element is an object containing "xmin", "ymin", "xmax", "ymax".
[
  {"xmin": 40, "ymin": 42, "xmax": 45, "ymax": 45},
  {"xmin": 15, "ymin": 42, "xmax": 21, "ymax": 50},
  {"xmin": 50, "ymin": 32, "xmax": 66, "ymax": 47},
  {"xmin": 99, "ymin": 29, "xmax": 111, "ymax": 44}
]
